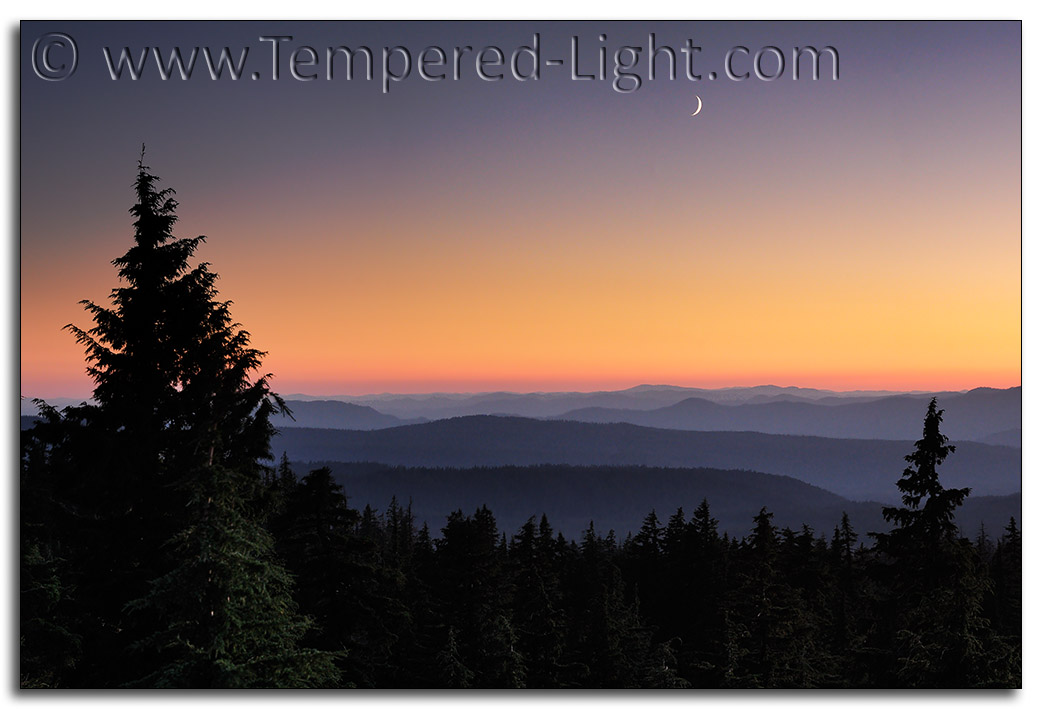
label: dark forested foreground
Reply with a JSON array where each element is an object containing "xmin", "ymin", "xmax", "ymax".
[
  {"xmin": 22, "ymin": 438, "xmax": 1025, "ymax": 689},
  {"xmin": 253, "ymin": 453, "xmax": 1023, "ymax": 689},
  {"xmin": 20, "ymin": 161, "xmax": 1021, "ymax": 688}
]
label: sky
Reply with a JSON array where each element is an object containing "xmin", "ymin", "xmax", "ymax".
[{"xmin": 20, "ymin": 20, "xmax": 1021, "ymax": 398}]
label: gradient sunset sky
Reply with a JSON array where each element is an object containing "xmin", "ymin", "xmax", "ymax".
[{"xmin": 20, "ymin": 21, "xmax": 1021, "ymax": 398}]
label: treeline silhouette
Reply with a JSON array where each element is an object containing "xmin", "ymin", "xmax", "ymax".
[
  {"xmin": 19, "ymin": 159, "xmax": 1021, "ymax": 688},
  {"xmin": 255, "ymin": 456, "xmax": 1021, "ymax": 688}
]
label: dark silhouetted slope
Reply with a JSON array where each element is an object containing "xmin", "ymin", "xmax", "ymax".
[{"xmin": 277, "ymin": 399, "xmax": 420, "ymax": 430}]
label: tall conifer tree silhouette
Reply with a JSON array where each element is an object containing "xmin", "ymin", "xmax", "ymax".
[
  {"xmin": 875, "ymin": 398, "xmax": 969, "ymax": 549},
  {"xmin": 60, "ymin": 151, "xmax": 339, "ymax": 687},
  {"xmin": 869, "ymin": 398, "xmax": 992, "ymax": 687}
]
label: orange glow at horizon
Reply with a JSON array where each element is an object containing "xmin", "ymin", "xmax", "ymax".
[{"xmin": 21, "ymin": 194, "xmax": 1021, "ymax": 400}]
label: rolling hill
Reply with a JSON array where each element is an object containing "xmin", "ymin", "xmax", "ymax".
[{"xmin": 276, "ymin": 399, "xmax": 421, "ymax": 430}]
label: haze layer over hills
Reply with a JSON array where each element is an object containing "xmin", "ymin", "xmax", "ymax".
[
  {"xmin": 269, "ymin": 385, "xmax": 1021, "ymax": 444},
  {"xmin": 271, "ymin": 416, "xmax": 1019, "ymax": 504},
  {"xmin": 23, "ymin": 383, "xmax": 1021, "ymax": 540}
]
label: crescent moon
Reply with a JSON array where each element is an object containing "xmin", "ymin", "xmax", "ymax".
[{"xmin": 691, "ymin": 95, "xmax": 703, "ymax": 116}]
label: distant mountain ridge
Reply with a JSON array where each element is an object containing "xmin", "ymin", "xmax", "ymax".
[
  {"xmin": 273, "ymin": 386, "xmax": 1019, "ymax": 444},
  {"xmin": 552, "ymin": 387, "xmax": 1020, "ymax": 443},
  {"xmin": 25, "ymin": 384, "xmax": 1021, "ymax": 446},
  {"xmin": 32, "ymin": 384, "xmax": 1013, "ymax": 441},
  {"xmin": 281, "ymin": 384, "xmax": 934, "ymax": 420}
]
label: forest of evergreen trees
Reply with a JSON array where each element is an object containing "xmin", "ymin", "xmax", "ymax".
[{"xmin": 19, "ymin": 159, "xmax": 1021, "ymax": 689}]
